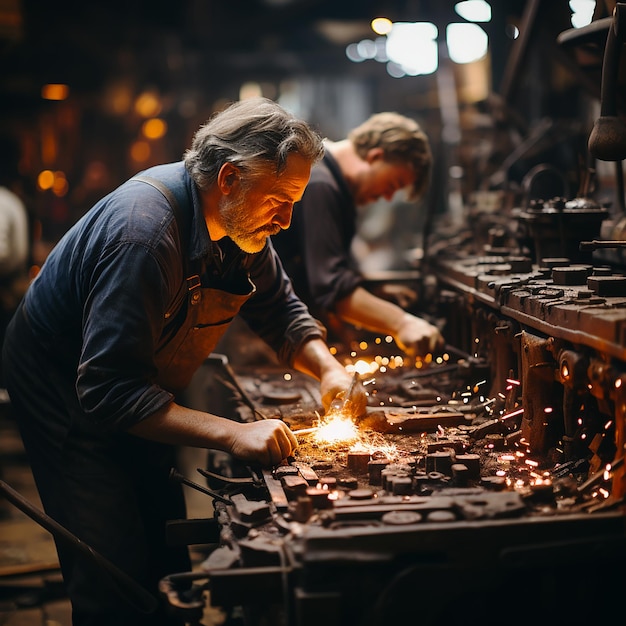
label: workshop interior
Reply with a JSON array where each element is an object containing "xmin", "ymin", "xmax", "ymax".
[{"xmin": 2, "ymin": 0, "xmax": 626, "ymax": 624}]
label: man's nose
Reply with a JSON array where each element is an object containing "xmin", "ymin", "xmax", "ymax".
[{"xmin": 274, "ymin": 204, "xmax": 293, "ymax": 229}]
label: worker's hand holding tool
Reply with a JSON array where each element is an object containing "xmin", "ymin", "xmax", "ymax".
[
  {"xmin": 394, "ymin": 313, "xmax": 444, "ymax": 357},
  {"xmin": 227, "ymin": 419, "xmax": 298, "ymax": 467},
  {"xmin": 318, "ymin": 364, "xmax": 353, "ymax": 412},
  {"xmin": 324, "ymin": 372, "xmax": 368, "ymax": 420}
]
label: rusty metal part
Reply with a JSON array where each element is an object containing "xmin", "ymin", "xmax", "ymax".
[
  {"xmin": 169, "ymin": 468, "xmax": 234, "ymax": 505},
  {"xmin": 261, "ymin": 468, "xmax": 289, "ymax": 511},
  {"xmin": 292, "ymin": 426, "xmax": 318, "ymax": 436},
  {"xmin": 196, "ymin": 467, "xmax": 259, "ymax": 486},
  {"xmin": 580, "ymin": 239, "xmax": 626, "ymax": 250}
]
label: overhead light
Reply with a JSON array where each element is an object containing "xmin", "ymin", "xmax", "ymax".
[
  {"xmin": 447, "ymin": 23, "xmax": 488, "ymax": 63},
  {"xmin": 371, "ymin": 17, "xmax": 392, "ymax": 35},
  {"xmin": 454, "ymin": 0, "xmax": 492, "ymax": 22},
  {"xmin": 569, "ymin": 0, "xmax": 595, "ymax": 28},
  {"xmin": 385, "ymin": 22, "xmax": 438, "ymax": 76}
]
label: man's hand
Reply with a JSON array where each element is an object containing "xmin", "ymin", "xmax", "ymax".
[
  {"xmin": 395, "ymin": 313, "xmax": 444, "ymax": 357},
  {"xmin": 321, "ymin": 373, "xmax": 368, "ymax": 419},
  {"xmin": 291, "ymin": 336, "xmax": 368, "ymax": 419},
  {"xmin": 228, "ymin": 419, "xmax": 298, "ymax": 466}
]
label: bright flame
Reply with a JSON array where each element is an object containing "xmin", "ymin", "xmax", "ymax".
[
  {"xmin": 313, "ymin": 413, "xmax": 360, "ymax": 445},
  {"xmin": 310, "ymin": 410, "xmax": 399, "ymax": 459}
]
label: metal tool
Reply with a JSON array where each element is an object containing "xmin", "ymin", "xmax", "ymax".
[
  {"xmin": 168, "ymin": 468, "xmax": 233, "ymax": 505},
  {"xmin": 292, "ymin": 426, "xmax": 319, "ymax": 436},
  {"xmin": 328, "ymin": 372, "xmax": 364, "ymax": 417}
]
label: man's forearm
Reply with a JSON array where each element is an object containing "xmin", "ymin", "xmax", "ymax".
[
  {"xmin": 334, "ymin": 286, "xmax": 405, "ymax": 335},
  {"xmin": 292, "ymin": 336, "xmax": 346, "ymax": 380},
  {"xmin": 128, "ymin": 401, "xmax": 234, "ymax": 450},
  {"xmin": 335, "ymin": 286, "xmax": 444, "ymax": 356},
  {"xmin": 128, "ymin": 400, "xmax": 298, "ymax": 466}
]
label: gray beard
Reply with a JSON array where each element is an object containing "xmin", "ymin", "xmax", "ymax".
[{"xmin": 218, "ymin": 192, "xmax": 279, "ymax": 253}]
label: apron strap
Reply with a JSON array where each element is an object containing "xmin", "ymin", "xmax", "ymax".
[
  {"xmin": 131, "ymin": 174, "xmax": 188, "ymax": 258},
  {"xmin": 131, "ymin": 174, "xmax": 201, "ymax": 304}
]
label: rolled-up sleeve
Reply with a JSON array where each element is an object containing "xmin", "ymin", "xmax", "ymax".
[
  {"xmin": 23, "ymin": 168, "xmax": 198, "ymax": 433},
  {"xmin": 56, "ymin": 185, "xmax": 184, "ymax": 431},
  {"xmin": 77, "ymin": 238, "xmax": 177, "ymax": 430}
]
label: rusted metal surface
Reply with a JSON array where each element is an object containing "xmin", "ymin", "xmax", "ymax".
[{"xmin": 161, "ymin": 198, "xmax": 626, "ymax": 626}]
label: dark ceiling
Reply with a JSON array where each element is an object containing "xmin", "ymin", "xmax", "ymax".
[
  {"xmin": 0, "ymin": 0, "xmax": 615, "ymax": 239},
  {"xmin": 0, "ymin": 0, "xmax": 532, "ymax": 118},
  {"xmin": 0, "ymin": 0, "xmax": 611, "ymax": 159}
]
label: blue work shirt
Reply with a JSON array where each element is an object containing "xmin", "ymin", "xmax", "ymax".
[{"xmin": 23, "ymin": 162, "xmax": 323, "ymax": 432}]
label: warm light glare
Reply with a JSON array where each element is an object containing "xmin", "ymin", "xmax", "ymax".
[
  {"xmin": 240, "ymin": 81, "xmax": 263, "ymax": 100},
  {"xmin": 41, "ymin": 83, "xmax": 69, "ymax": 101},
  {"xmin": 52, "ymin": 171, "xmax": 68, "ymax": 197},
  {"xmin": 311, "ymin": 411, "xmax": 398, "ymax": 458},
  {"xmin": 346, "ymin": 359, "xmax": 379, "ymax": 376},
  {"xmin": 130, "ymin": 140, "xmax": 151, "ymax": 162},
  {"xmin": 134, "ymin": 91, "xmax": 162, "ymax": 117},
  {"xmin": 313, "ymin": 414, "xmax": 360, "ymax": 445},
  {"xmin": 142, "ymin": 118, "xmax": 167, "ymax": 140},
  {"xmin": 371, "ymin": 17, "xmax": 393, "ymax": 35},
  {"xmin": 106, "ymin": 83, "xmax": 133, "ymax": 115},
  {"xmin": 37, "ymin": 170, "xmax": 68, "ymax": 196},
  {"xmin": 37, "ymin": 169, "xmax": 55, "ymax": 190}
]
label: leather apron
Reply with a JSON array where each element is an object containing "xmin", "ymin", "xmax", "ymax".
[
  {"xmin": 154, "ymin": 273, "xmax": 255, "ymax": 393},
  {"xmin": 131, "ymin": 171, "xmax": 256, "ymax": 394}
]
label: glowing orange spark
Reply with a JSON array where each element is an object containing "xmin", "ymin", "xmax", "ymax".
[{"xmin": 313, "ymin": 412, "xmax": 360, "ymax": 445}]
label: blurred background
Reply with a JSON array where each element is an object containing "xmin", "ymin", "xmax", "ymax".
[
  {"xmin": 1, "ymin": 3, "xmax": 625, "ymax": 623},
  {"xmin": 0, "ymin": 0, "xmax": 613, "ymax": 269}
]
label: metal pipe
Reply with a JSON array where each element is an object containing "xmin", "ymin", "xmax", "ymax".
[
  {"xmin": 0, "ymin": 479, "xmax": 158, "ymax": 614},
  {"xmin": 169, "ymin": 468, "xmax": 233, "ymax": 505}
]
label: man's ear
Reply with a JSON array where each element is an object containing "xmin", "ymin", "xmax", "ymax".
[
  {"xmin": 217, "ymin": 162, "xmax": 240, "ymax": 194},
  {"xmin": 365, "ymin": 147, "xmax": 385, "ymax": 164}
]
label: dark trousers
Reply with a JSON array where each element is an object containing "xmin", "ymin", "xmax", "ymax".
[{"xmin": 2, "ymin": 303, "xmax": 191, "ymax": 625}]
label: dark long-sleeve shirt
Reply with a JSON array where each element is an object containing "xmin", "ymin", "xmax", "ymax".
[
  {"xmin": 23, "ymin": 162, "xmax": 322, "ymax": 431},
  {"xmin": 272, "ymin": 152, "xmax": 363, "ymax": 320}
]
